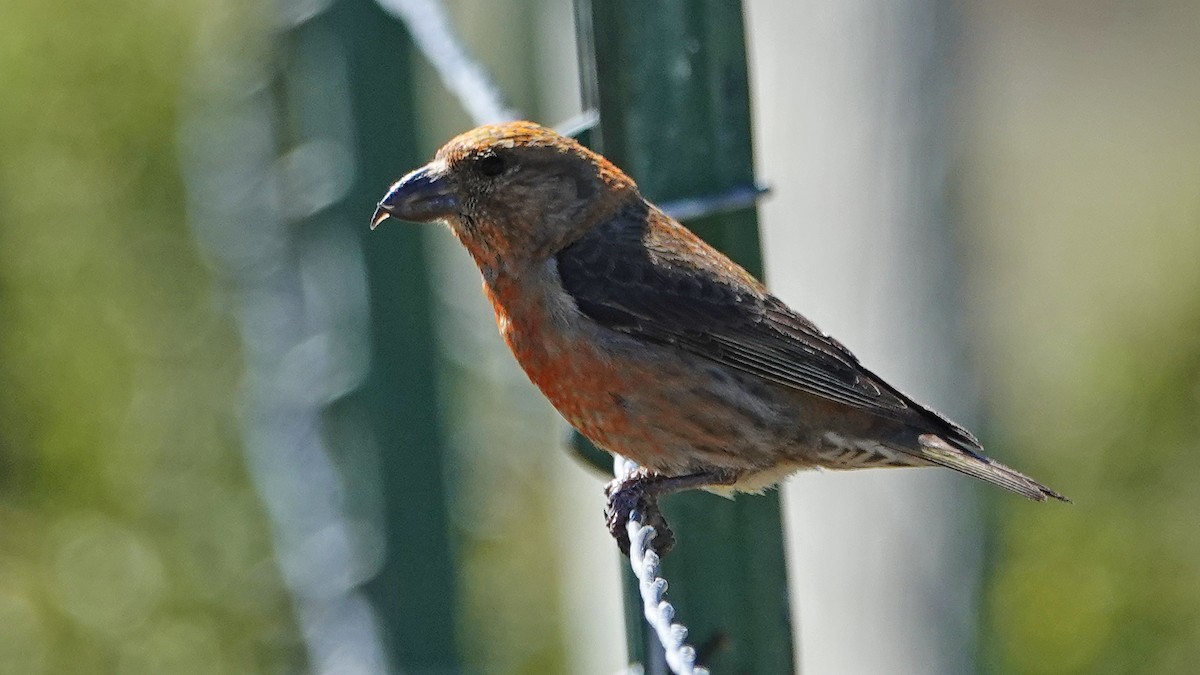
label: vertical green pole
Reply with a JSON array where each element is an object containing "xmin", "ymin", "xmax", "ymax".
[
  {"xmin": 575, "ymin": 1, "xmax": 796, "ymax": 672},
  {"xmin": 328, "ymin": 1, "xmax": 461, "ymax": 670}
]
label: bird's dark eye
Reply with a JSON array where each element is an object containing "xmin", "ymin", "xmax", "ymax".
[{"xmin": 476, "ymin": 153, "xmax": 507, "ymax": 177}]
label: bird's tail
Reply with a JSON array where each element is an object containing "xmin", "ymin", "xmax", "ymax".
[{"xmin": 915, "ymin": 434, "xmax": 1070, "ymax": 502}]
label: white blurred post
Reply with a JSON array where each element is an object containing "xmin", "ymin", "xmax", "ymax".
[{"xmin": 746, "ymin": 1, "xmax": 984, "ymax": 673}]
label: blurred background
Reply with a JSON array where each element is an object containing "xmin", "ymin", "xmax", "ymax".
[{"xmin": 1, "ymin": 0, "xmax": 1197, "ymax": 673}]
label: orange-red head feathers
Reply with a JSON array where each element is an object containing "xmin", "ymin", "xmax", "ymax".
[{"xmin": 373, "ymin": 121, "xmax": 638, "ymax": 271}]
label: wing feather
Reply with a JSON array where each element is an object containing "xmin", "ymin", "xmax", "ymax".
[{"xmin": 557, "ymin": 201, "xmax": 922, "ymax": 425}]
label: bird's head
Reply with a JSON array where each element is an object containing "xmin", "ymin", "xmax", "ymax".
[{"xmin": 372, "ymin": 121, "xmax": 638, "ymax": 270}]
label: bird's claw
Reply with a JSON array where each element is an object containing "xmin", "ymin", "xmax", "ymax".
[{"xmin": 605, "ymin": 476, "xmax": 675, "ymax": 556}]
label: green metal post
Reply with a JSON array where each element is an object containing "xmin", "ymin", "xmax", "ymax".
[
  {"xmin": 575, "ymin": 1, "xmax": 796, "ymax": 672},
  {"xmin": 327, "ymin": 1, "xmax": 461, "ymax": 670}
]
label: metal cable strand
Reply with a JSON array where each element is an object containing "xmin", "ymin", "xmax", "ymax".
[
  {"xmin": 373, "ymin": 0, "xmax": 519, "ymax": 124},
  {"xmin": 616, "ymin": 458, "xmax": 711, "ymax": 675}
]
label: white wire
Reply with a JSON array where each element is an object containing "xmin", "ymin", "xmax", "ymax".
[
  {"xmin": 616, "ymin": 458, "xmax": 710, "ymax": 675},
  {"xmin": 373, "ymin": 0, "xmax": 519, "ymax": 125}
]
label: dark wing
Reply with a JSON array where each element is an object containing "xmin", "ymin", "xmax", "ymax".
[
  {"xmin": 557, "ymin": 201, "xmax": 926, "ymax": 425},
  {"xmin": 556, "ymin": 201, "xmax": 1073, "ymax": 502}
]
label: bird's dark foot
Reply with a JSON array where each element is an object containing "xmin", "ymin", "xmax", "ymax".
[
  {"xmin": 604, "ymin": 468, "xmax": 739, "ymax": 556},
  {"xmin": 605, "ymin": 474, "xmax": 675, "ymax": 556}
]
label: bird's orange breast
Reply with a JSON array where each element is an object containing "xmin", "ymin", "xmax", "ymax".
[
  {"xmin": 488, "ymin": 275, "xmax": 739, "ymax": 470},
  {"xmin": 480, "ymin": 272, "xmax": 790, "ymax": 477},
  {"xmin": 485, "ymin": 279, "xmax": 641, "ymax": 443}
]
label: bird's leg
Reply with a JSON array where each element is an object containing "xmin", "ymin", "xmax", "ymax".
[{"xmin": 604, "ymin": 468, "xmax": 738, "ymax": 556}]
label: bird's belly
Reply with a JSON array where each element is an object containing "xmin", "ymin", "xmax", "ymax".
[{"xmin": 505, "ymin": 313, "xmax": 799, "ymax": 476}]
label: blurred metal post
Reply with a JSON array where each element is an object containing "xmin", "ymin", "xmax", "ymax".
[
  {"xmin": 327, "ymin": 0, "xmax": 462, "ymax": 670},
  {"xmin": 574, "ymin": 1, "xmax": 796, "ymax": 672}
]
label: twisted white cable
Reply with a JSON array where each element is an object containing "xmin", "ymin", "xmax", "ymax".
[{"xmin": 616, "ymin": 458, "xmax": 710, "ymax": 675}]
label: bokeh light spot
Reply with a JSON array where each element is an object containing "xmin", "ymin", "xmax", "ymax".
[{"xmin": 49, "ymin": 514, "xmax": 166, "ymax": 636}]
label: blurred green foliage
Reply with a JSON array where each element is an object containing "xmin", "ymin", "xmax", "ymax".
[
  {"xmin": 964, "ymin": 6, "xmax": 1200, "ymax": 670},
  {"xmin": 0, "ymin": 0, "xmax": 302, "ymax": 672}
]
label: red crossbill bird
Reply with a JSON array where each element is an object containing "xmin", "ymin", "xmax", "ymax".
[{"xmin": 372, "ymin": 121, "xmax": 1067, "ymax": 553}]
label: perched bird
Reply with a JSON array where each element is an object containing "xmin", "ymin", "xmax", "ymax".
[{"xmin": 372, "ymin": 121, "xmax": 1067, "ymax": 553}]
